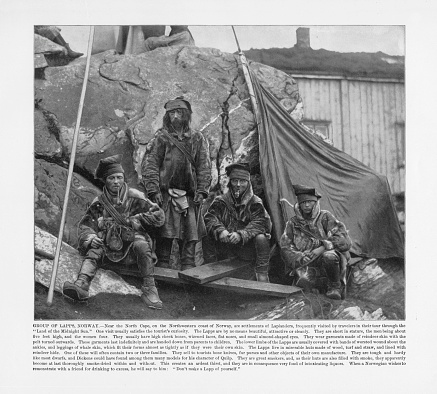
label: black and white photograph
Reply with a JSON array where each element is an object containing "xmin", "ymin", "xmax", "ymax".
[
  {"xmin": 33, "ymin": 24, "xmax": 405, "ymax": 321},
  {"xmin": 1, "ymin": 0, "xmax": 436, "ymax": 392}
]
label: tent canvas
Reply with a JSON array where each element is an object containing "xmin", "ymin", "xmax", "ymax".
[{"xmin": 251, "ymin": 69, "xmax": 404, "ymax": 260}]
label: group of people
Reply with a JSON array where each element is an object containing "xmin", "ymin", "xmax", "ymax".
[
  {"xmin": 36, "ymin": 25, "xmax": 195, "ymax": 59},
  {"xmin": 62, "ymin": 97, "xmax": 352, "ymax": 309}
]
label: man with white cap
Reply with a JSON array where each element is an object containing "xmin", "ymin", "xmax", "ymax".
[
  {"xmin": 142, "ymin": 97, "xmax": 211, "ymax": 270},
  {"xmin": 204, "ymin": 163, "xmax": 272, "ymax": 282},
  {"xmin": 62, "ymin": 155, "xmax": 165, "ymax": 309},
  {"xmin": 280, "ymin": 184, "xmax": 352, "ymax": 300}
]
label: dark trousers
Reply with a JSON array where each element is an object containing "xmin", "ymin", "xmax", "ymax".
[
  {"xmin": 78, "ymin": 239, "xmax": 154, "ymax": 282},
  {"xmin": 295, "ymin": 250, "xmax": 341, "ymax": 291},
  {"xmin": 156, "ymin": 237, "xmax": 196, "ymax": 269},
  {"xmin": 203, "ymin": 234, "xmax": 270, "ymax": 274}
]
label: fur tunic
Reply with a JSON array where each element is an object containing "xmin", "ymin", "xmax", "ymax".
[
  {"xmin": 142, "ymin": 127, "xmax": 211, "ymax": 241},
  {"xmin": 77, "ymin": 184, "xmax": 164, "ymax": 262},
  {"xmin": 204, "ymin": 184, "xmax": 272, "ymax": 244},
  {"xmin": 279, "ymin": 201, "xmax": 351, "ymax": 273}
]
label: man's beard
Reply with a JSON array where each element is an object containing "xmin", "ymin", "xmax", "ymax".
[{"xmin": 171, "ymin": 118, "xmax": 184, "ymax": 131}]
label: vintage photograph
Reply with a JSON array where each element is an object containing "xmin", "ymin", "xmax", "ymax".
[{"xmin": 33, "ymin": 25, "xmax": 405, "ymax": 321}]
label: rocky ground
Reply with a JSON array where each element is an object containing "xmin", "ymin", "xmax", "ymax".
[
  {"xmin": 34, "ymin": 279, "xmax": 285, "ymax": 321},
  {"xmin": 34, "ymin": 258, "xmax": 404, "ymax": 321}
]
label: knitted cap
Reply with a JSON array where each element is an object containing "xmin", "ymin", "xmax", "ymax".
[
  {"xmin": 164, "ymin": 96, "xmax": 192, "ymax": 113},
  {"xmin": 226, "ymin": 162, "xmax": 251, "ymax": 181},
  {"xmin": 95, "ymin": 154, "xmax": 124, "ymax": 180}
]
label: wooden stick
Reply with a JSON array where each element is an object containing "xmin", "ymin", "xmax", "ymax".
[
  {"xmin": 46, "ymin": 26, "xmax": 95, "ymax": 306},
  {"xmin": 231, "ymin": 26, "xmax": 260, "ymax": 126}
]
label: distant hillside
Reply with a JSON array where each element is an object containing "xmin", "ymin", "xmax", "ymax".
[{"xmin": 244, "ymin": 47, "xmax": 404, "ymax": 79}]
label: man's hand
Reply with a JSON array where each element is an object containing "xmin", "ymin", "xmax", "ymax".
[
  {"xmin": 129, "ymin": 216, "xmax": 142, "ymax": 231},
  {"xmin": 303, "ymin": 246, "xmax": 325, "ymax": 264},
  {"xmin": 194, "ymin": 193, "xmax": 204, "ymax": 205},
  {"xmin": 90, "ymin": 236, "xmax": 104, "ymax": 249},
  {"xmin": 148, "ymin": 201, "xmax": 161, "ymax": 212},
  {"xmin": 302, "ymin": 253, "xmax": 312, "ymax": 265},
  {"xmin": 151, "ymin": 192, "xmax": 163, "ymax": 206},
  {"xmin": 219, "ymin": 230, "xmax": 230, "ymax": 243},
  {"xmin": 228, "ymin": 232, "xmax": 242, "ymax": 244}
]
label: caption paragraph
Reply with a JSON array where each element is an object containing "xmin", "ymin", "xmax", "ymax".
[{"xmin": 32, "ymin": 322, "xmax": 406, "ymax": 372}]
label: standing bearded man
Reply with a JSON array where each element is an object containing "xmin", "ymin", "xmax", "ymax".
[
  {"xmin": 142, "ymin": 97, "xmax": 211, "ymax": 270},
  {"xmin": 62, "ymin": 155, "xmax": 165, "ymax": 309}
]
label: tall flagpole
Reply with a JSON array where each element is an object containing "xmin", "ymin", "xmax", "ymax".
[
  {"xmin": 231, "ymin": 26, "xmax": 260, "ymax": 126},
  {"xmin": 46, "ymin": 26, "xmax": 95, "ymax": 306}
]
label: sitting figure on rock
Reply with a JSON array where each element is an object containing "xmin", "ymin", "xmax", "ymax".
[
  {"xmin": 34, "ymin": 25, "xmax": 83, "ymax": 58},
  {"xmin": 280, "ymin": 184, "xmax": 352, "ymax": 300},
  {"xmin": 143, "ymin": 25, "xmax": 195, "ymax": 52},
  {"xmin": 62, "ymin": 155, "xmax": 165, "ymax": 309},
  {"xmin": 204, "ymin": 163, "xmax": 272, "ymax": 282}
]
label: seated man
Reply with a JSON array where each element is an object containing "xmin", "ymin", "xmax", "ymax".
[
  {"xmin": 34, "ymin": 25, "xmax": 83, "ymax": 58},
  {"xmin": 143, "ymin": 25, "xmax": 195, "ymax": 52},
  {"xmin": 62, "ymin": 155, "xmax": 165, "ymax": 309},
  {"xmin": 204, "ymin": 163, "xmax": 272, "ymax": 282},
  {"xmin": 279, "ymin": 184, "xmax": 352, "ymax": 300}
]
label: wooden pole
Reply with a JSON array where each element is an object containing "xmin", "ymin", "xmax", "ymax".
[
  {"xmin": 46, "ymin": 26, "xmax": 95, "ymax": 306},
  {"xmin": 231, "ymin": 26, "xmax": 260, "ymax": 126}
]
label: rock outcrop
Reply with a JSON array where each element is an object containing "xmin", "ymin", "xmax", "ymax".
[
  {"xmin": 34, "ymin": 44, "xmax": 303, "ymax": 245},
  {"xmin": 35, "ymin": 226, "xmax": 141, "ymax": 297},
  {"xmin": 249, "ymin": 258, "xmax": 404, "ymax": 320},
  {"xmin": 34, "ymin": 160, "xmax": 101, "ymax": 247},
  {"xmin": 34, "ymin": 34, "xmax": 78, "ymax": 68}
]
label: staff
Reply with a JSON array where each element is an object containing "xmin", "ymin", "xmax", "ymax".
[
  {"xmin": 46, "ymin": 26, "xmax": 95, "ymax": 306},
  {"xmin": 231, "ymin": 26, "xmax": 260, "ymax": 126}
]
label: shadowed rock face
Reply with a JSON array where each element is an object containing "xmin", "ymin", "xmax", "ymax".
[
  {"xmin": 34, "ymin": 45, "xmax": 303, "ymax": 244},
  {"xmin": 35, "ymin": 227, "xmax": 141, "ymax": 297},
  {"xmin": 34, "ymin": 34, "xmax": 77, "ymax": 68},
  {"xmin": 34, "ymin": 160, "xmax": 102, "ymax": 246}
]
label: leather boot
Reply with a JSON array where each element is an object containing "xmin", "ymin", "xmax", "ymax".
[
  {"xmin": 326, "ymin": 285, "xmax": 342, "ymax": 300},
  {"xmin": 180, "ymin": 240, "xmax": 196, "ymax": 271},
  {"xmin": 323, "ymin": 252, "xmax": 342, "ymax": 300},
  {"xmin": 254, "ymin": 234, "xmax": 271, "ymax": 278},
  {"xmin": 52, "ymin": 34, "xmax": 83, "ymax": 58},
  {"xmin": 64, "ymin": 43, "xmax": 83, "ymax": 58},
  {"xmin": 255, "ymin": 272, "xmax": 270, "ymax": 283},
  {"xmin": 141, "ymin": 277, "xmax": 163, "ymax": 310},
  {"xmin": 62, "ymin": 274, "xmax": 90, "ymax": 301},
  {"xmin": 62, "ymin": 257, "xmax": 97, "ymax": 301}
]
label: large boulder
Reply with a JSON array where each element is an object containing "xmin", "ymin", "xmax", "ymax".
[
  {"xmin": 348, "ymin": 258, "xmax": 404, "ymax": 318},
  {"xmin": 34, "ymin": 34, "xmax": 76, "ymax": 68},
  {"xmin": 35, "ymin": 226, "xmax": 141, "ymax": 297},
  {"xmin": 34, "ymin": 108, "xmax": 62, "ymax": 158},
  {"xmin": 34, "ymin": 159, "xmax": 101, "ymax": 246},
  {"xmin": 34, "ymin": 45, "xmax": 303, "ymax": 242},
  {"xmin": 250, "ymin": 258, "xmax": 404, "ymax": 320}
]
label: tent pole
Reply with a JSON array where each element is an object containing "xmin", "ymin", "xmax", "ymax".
[
  {"xmin": 46, "ymin": 26, "xmax": 95, "ymax": 306},
  {"xmin": 231, "ymin": 26, "xmax": 260, "ymax": 127}
]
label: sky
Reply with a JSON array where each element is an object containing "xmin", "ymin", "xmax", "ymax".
[{"xmin": 60, "ymin": 25, "xmax": 405, "ymax": 57}]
